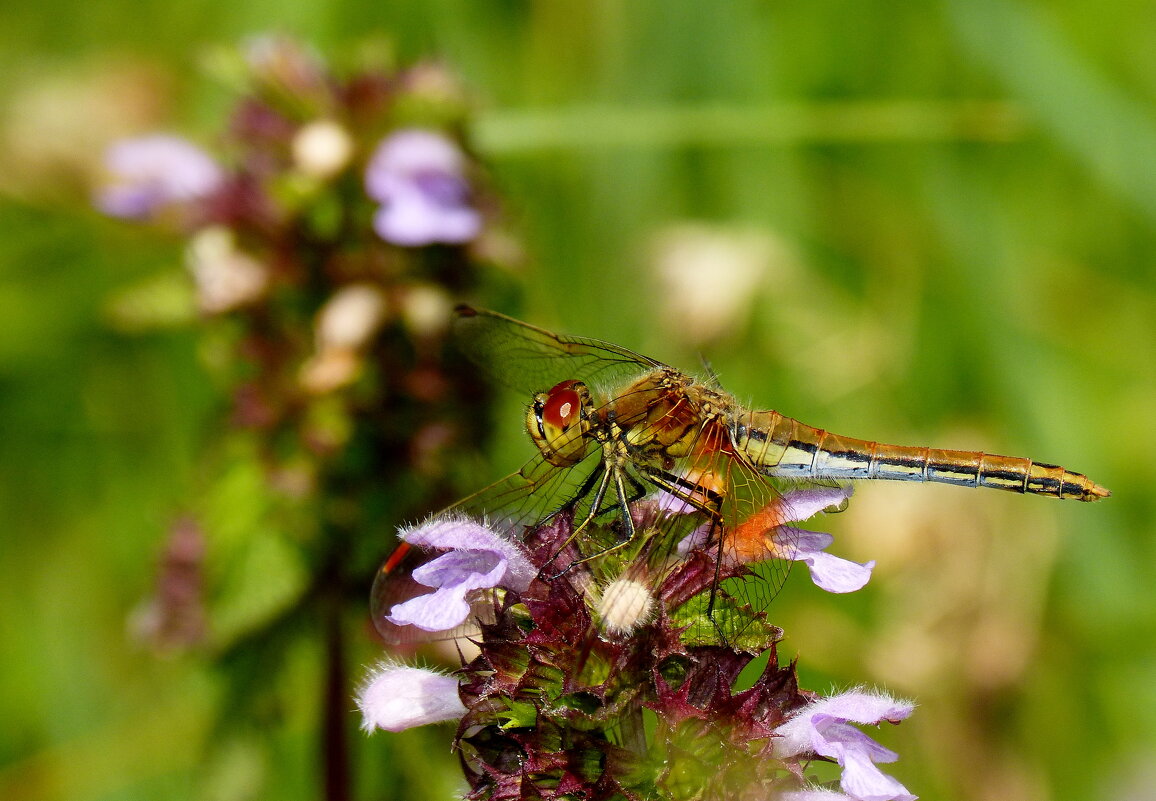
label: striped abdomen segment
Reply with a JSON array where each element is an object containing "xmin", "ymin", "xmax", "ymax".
[{"xmin": 730, "ymin": 411, "xmax": 1109, "ymax": 502}]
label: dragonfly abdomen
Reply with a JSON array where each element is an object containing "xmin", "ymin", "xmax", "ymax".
[{"xmin": 732, "ymin": 411, "xmax": 1109, "ymax": 501}]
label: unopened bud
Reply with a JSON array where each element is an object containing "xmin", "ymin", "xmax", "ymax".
[
  {"xmin": 292, "ymin": 120, "xmax": 353, "ymax": 180},
  {"xmin": 400, "ymin": 283, "xmax": 453, "ymax": 338},
  {"xmin": 185, "ymin": 226, "xmax": 268, "ymax": 314},
  {"xmin": 299, "ymin": 348, "xmax": 361, "ymax": 394},
  {"xmin": 596, "ymin": 577, "xmax": 655, "ymax": 636},
  {"xmin": 315, "ymin": 284, "xmax": 388, "ymax": 351}
]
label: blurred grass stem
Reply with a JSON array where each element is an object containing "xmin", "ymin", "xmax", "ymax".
[
  {"xmin": 474, "ymin": 100, "xmax": 1029, "ymax": 153},
  {"xmin": 323, "ymin": 586, "xmax": 350, "ymax": 801}
]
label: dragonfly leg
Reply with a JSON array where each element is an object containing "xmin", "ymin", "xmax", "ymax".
[
  {"xmin": 541, "ymin": 464, "xmax": 615, "ymax": 578},
  {"xmin": 542, "ymin": 426, "xmax": 650, "ymax": 576},
  {"xmin": 550, "ymin": 467, "xmax": 644, "ymax": 572},
  {"xmin": 637, "ymin": 465, "xmax": 724, "ymax": 516},
  {"xmin": 637, "ymin": 465, "xmax": 732, "ymax": 639},
  {"xmin": 533, "ymin": 455, "xmax": 608, "ymax": 529}
]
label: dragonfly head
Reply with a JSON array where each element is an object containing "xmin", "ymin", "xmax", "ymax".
[{"xmin": 527, "ymin": 380, "xmax": 594, "ymax": 467}]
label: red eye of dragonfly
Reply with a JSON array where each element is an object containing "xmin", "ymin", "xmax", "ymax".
[{"xmin": 542, "ymin": 381, "xmax": 582, "ymax": 430}]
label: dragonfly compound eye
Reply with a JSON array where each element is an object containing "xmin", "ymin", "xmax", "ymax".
[{"xmin": 525, "ymin": 380, "xmax": 591, "ymax": 467}]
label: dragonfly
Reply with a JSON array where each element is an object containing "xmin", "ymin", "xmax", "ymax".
[{"xmin": 371, "ymin": 306, "xmax": 1109, "ymax": 645}]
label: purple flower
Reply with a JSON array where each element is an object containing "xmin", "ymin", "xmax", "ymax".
[
  {"xmin": 774, "ymin": 689, "xmax": 917, "ymax": 801},
  {"xmin": 769, "ymin": 487, "xmax": 875, "ymax": 593},
  {"xmin": 356, "ymin": 663, "xmax": 466, "ymax": 733},
  {"xmin": 365, "ymin": 129, "xmax": 482, "ymax": 246},
  {"xmin": 385, "ymin": 516, "xmax": 535, "ymax": 633},
  {"xmin": 674, "ymin": 484, "xmax": 874, "ymax": 594},
  {"xmin": 96, "ymin": 135, "xmax": 223, "ymax": 219}
]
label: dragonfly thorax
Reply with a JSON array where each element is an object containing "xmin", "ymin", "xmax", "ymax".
[
  {"xmin": 526, "ymin": 380, "xmax": 596, "ymax": 467},
  {"xmin": 610, "ymin": 370, "xmax": 736, "ymax": 466}
]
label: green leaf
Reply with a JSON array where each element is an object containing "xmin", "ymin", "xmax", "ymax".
[{"xmin": 496, "ymin": 699, "xmax": 538, "ymax": 730}]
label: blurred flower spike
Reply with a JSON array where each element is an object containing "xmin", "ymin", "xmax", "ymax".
[
  {"xmin": 96, "ymin": 134, "xmax": 223, "ymax": 219},
  {"xmin": 96, "ymin": 37, "xmax": 505, "ymax": 469},
  {"xmin": 365, "ymin": 128, "xmax": 483, "ymax": 246},
  {"xmin": 97, "ymin": 38, "xmax": 495, "ymax": 258},
  {"xmin": 97, "ymin": 38, "xmax": 513, "ymax": 799}
]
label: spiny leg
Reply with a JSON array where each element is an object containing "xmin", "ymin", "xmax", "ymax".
[
  {"xmin": 546, "ymin": 459, "xmax": 726, "ymax": 576},
  {"xmin": 551, "ymin": 467, "xmax": 648, "ymax": 570},
  {"xmin": 541, "ymin": 463, "xmax": 616, "ymax": 578}
]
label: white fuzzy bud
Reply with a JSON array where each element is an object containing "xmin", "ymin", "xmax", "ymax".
[
  {"xmin": 596, "ymin": 577, "xmax": 655, "ymax": 636},
  {"xmin": 292, "ymin": 120, "xmax": 354, "ymax": 180},
  {"xmin": 185, "ymin": 226, "xmax": 268, "ymax": 314},
  {"xmin": 356, "ymin": 663, "xmax": 466, "ymax": 733},
  {"xmin": 315, "ymin": 284, "xmax": 388, "ymax": 351}
]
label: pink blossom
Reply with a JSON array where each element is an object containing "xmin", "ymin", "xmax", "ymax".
[
  {"xmin": 775, "ymin": 689, "xmax": 917, "ymax": 801},
  {"xmin": 96, "ymin": 135, "xmax": 223, "ymax": 219},
  {"xmin": 674, "ymin": 484, "xmax": 874, "ymax": 593},
  {"xmin": 356, "ymin": 664, "xmax": 466, "ymax": 733},
  {"xmin": 365, "ymin": 129, "xmax": 481, "ymax": 246},
  {"xmin": 385, "ymin": 516, "xmax": 535, "ymax": 633},
  {"xmin": 762, "ymin": 487, "xmax": 874, "ymax": 593}
]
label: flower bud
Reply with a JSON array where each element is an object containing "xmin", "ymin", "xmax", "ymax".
[
  {"xmin": 292, "ymin": 119, "xmax": 353, "ymax": 180},
  {"xmin": 356, "ymin": 663, "xmax": 466, "ymax": 733},
  {"xmin": 315, "ymin": 284, "xmax": 388, "ymax": 351},
  {"xmin": 596, "ymin": 576, "xmax": 655, "ymax": 636},
  {"xmin": 400, "ymin": 283, "xmax": 453, "ymax": 338},
  {"xmin": 185, "ymin": 226, "xmax": 268, "ymax": 313},
  {"xmin": 298, "ymin": 348, "xmax": 361, "ymax": 395}
]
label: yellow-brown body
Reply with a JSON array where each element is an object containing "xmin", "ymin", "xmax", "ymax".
[{"xmin": 602, "ymin": 370, "xmax": 1108, "ymax": 502}]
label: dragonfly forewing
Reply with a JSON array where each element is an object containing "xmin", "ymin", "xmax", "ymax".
[{"xmin": 453, "ymin": 305, "xmax": 660, "ymax": 396}]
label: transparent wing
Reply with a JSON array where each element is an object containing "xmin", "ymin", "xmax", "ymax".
[
  {"xmin": 674, "ymin": 454, "xmax": 852, "ymax": 648},
  {"xmin": 453, "ymin": 306, "xmax": 664, "ymax": 395},
  {"xmin": 371, "ymin": 412, "xmax": 844, "ymax": 649},
  {"xmin": 613, "ymin": 421, "xmax": 802, "ymax": 649},
  {"xmin": 681, "ymin": 447, "xmax": 798, "ymax": 648}
]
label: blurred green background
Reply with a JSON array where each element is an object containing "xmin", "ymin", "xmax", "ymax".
[{"xmin": 1, "ymin": 1, "xmax": 1153, "ymax": 800}]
